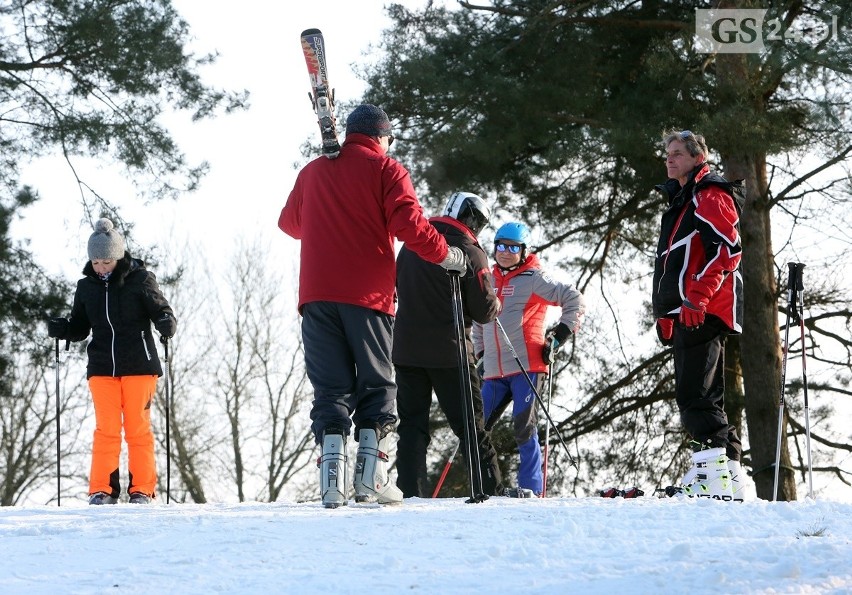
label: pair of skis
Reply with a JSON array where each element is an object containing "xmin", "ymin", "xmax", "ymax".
[
  {"xmin": 599, "ymin": 487, "xmax": 644, "ymax": 498},
  {"xmin": 300, "ymin": 28, "xmax": 341, "ymax": 158}
]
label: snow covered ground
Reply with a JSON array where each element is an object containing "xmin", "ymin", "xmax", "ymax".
[{"xmin": 1, "ymin": 495, "xmax": 851, "ymax": 594}]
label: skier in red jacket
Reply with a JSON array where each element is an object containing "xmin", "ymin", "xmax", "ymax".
[
  {"xmin": 653, "ymin": 129, "xmax": 746, "ymax": 501},
  {"xmin": 279, "ymin": 104, "xmax": 465, "ymax": 508}
]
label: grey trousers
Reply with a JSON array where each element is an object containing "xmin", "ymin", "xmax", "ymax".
[{"xmin": 302, "ymin": 301, "xmax": 397, "ymax": 443}]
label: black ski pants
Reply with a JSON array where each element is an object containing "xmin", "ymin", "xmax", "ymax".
[
  {"xmin": 395, "ymin": 364, "xmax": 503, "ymax": 498},
  {"xmin": 302, "ymin": 301, "xmax": 397, "ymax": 443},
  {"xmin": 672, "ymin": 315, "xmax": 742, "ymax": 461}
]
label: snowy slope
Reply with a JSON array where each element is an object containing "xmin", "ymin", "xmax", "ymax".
[{"xmin": 1, "ymin": 496, "xmax": 851, "ymax": 594}]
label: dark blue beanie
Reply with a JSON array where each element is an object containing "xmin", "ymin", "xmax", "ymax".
[{"xmin": 345, "ymin": 104, "xmax": 392, "ymax": 137}]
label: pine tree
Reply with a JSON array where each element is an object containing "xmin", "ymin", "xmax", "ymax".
[{"xmin": 361, "ymin": 1, "xmax": 852, "ymax": 500}]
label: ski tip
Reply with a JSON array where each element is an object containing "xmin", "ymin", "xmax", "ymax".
[{"xmin": 301, "ymin": 28, "xmax": 322, "ymax": 37}]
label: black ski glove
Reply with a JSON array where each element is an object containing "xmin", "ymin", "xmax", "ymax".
[
  {"xmin": 542, "ymin": 323, "xmax": 571, "ymax": 365},
  {"xmin": 154, "ymin": 313, "xmax": 176, "ymax": 341},
  {"xmin": 47, "ymin": 317, "xmax": 69, "ymax": 339}
]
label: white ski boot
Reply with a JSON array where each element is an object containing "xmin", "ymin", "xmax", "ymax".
[
  {"xmin": 353, "ymin": 426, "xmax": 403, "ymax": 505},
  {"xmin": 681, "ymin": 447, "xmax": 734, "ymax": 501},
  {"xmin": 728, "ymin": 458, "xmax": 746, "ymax": 502},
  {"xmin": 319, "ymin": 429, "xmax": 348, "ymax": 509},
  {"xmin": 679, "ymin": 462, "xmax": 698, "ymax": 487}
]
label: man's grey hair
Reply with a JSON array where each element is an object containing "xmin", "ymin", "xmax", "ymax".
[{"xmin": 662, "ymin": 128, "xmax": 708, "ymax": 160}]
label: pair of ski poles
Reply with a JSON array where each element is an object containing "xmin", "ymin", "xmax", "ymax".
[
  {"xmin": 162, "ymin": 336, "xmax": 173, "ymax": 504},
  {"xmin": 773, "ymin": 262, "xmax": 813, "ymax": 501},
  {"xmin": 435, "ymin": 287, "xmax": 575, "ymax": 498},
  {"xmin": 53, "ymin": 336, "xmax": 174, "ymax": 505},
  {"xmin": 493, "ymin": 317, "xmax": 577, "ymax": 478},
  {"xmin": 448, "ymin": 271, "xmax": 488, "ymax": 503},
  {"xmin": 54, "ymin": 339, "xmax": 69, "ymax": 506}
]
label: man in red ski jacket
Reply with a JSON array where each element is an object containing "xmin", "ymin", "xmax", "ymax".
[
  {"xmin": 278, "ymin": 104, "xmax": 465, "ymax": 507},
  {"xmin": 653, "ymin": 129, "xmax": 746, "ymax": 501}
]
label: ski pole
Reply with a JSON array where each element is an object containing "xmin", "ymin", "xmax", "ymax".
[
  {"xmin": 54, "ymin": 338, "xmax": 61, "ymax": 507},
  {"xmin": 542, "ymin": 368, "xmax": 554, "ymax": 497},
  {"xmin": 773, "ymin": 262, "xmax": 799, "ymax": 501},
  {"xmin": 494, "ymin": 318, "xmax": 577, "ymax": 468},
  {"xmin": 449, "ymin": 271, "xmax": 487, "ymax": 503},
  {"xmin": 54, "ymin": 338, "xmax": 69, "ymax": 506},
  {"xmin": 163, "ymin": 336, "xmax": 172, "ymax": 504},
  {"xmin": 793, "ymin": 263, "xmax": 814, "ymax": 499},
  {"xmin": 432, "ymin": 439, "xmax": 461, "ymax": 498}
]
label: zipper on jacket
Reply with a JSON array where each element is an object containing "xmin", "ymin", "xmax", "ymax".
[
  {"xmin": 141, "ymin": 331, "xmax": 152, "ymax": 361},
  {"xmin": 493, "ymin": 319, "xmax": 505, "ymax": 378},
  {"xmin": 658, "ymin": 201, "xmax": 691, "ymax": 296},
  {"xmin": 492, "ymin": 274, "xmax": 506, "ymax": 378},
  {"xmin": 104, "ymin": 281, "xmax": 117, "ymax": 376}
]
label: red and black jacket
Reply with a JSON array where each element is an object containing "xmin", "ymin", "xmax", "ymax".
[{"xmin": 652, "ymin": 164, "xmax": 744, "ymax": 333}]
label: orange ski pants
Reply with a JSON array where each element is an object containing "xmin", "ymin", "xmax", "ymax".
[{"xmin": 88, "ymin": 375, "xmax": 158, "ymax": 498}]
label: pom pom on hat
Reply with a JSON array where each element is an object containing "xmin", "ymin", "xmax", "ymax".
[
  {"xmin": 345, "ymin": 104, "xmax": 392, "ymax": 137},
  {"xmin": 87, "ymin": 218, "xmax": 126, "ymax": 260}
]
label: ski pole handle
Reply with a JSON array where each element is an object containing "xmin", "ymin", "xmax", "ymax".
[
  {"xmin": 786, "ymin": 262, "xmax": 798, "ymax": 295},
  {"xmin": 794, "ymin": 262, "xmax": 805, "ymax": 291},
  {"xmin": 795, "ymin": 263, "xmax": 806, "ymax": 322},
  {"xmin": 788, "ymin": 262, "xmax": 805, "ymax": 290},
  {"xmin": 786, "ymin": 262, "xmax": 802, "ymax": 324}
]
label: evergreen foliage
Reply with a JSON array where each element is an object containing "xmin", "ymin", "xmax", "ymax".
[
  {"xmin": 0, "ymin": 0, "xmax": 247, "ymax": 505},
  {"xmin": 362, "ymin": 1, "xmax": 852, "ymax": 499}
]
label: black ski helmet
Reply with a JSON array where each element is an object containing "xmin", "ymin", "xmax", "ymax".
[{"xmin": 442, "ymin": 191, "xmax": 491, "ymax": 235}]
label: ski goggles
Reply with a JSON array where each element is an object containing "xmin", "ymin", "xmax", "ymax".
[{"xmin": 495, "ymin": 242, "xmax": 522, "ymax": 254}]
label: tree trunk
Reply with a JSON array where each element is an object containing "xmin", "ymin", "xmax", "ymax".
[
  {"xmin": 169, "ymin": 418, "xmax": 208, "ymax": 504},
  {"xmin": 722, "ymin": 152, "xmax": 796, "ymax": 500},
  {"xmin": 714, "ymin": 36, "xmax": 797, "ymax": 500},
  {"xmin": 723, "ymin": 337, "xmax": 744, "ymax": 446}
]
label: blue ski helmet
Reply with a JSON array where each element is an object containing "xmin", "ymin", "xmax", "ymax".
[
  {"xmin": 443, "ymin": 191, "xmax": 490, "ymax": 235},
  {"xmin": 494, "ymin": 222, "xmax": 531, "ymax": 246}
]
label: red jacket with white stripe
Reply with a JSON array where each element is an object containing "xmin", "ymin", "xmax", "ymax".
[
  {"xmin": 278, "ymin": 134, "xmax": 448, "ymax": 316},
  {"xmin": 473, "ymin": 254, "xmax": 585, "ymax": 379},
  {"xmin": 652, "ymin": 164, "xmax": 744, "ymax": 332}
]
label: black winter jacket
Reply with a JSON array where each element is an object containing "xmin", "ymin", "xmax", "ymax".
[
  {"xmin": 393, "ymin": 217, "xmax": 500, "ymax": 368},
  {"xmin": 64, "ymin": 253, "xmax": 175, "ymax": 378}
]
